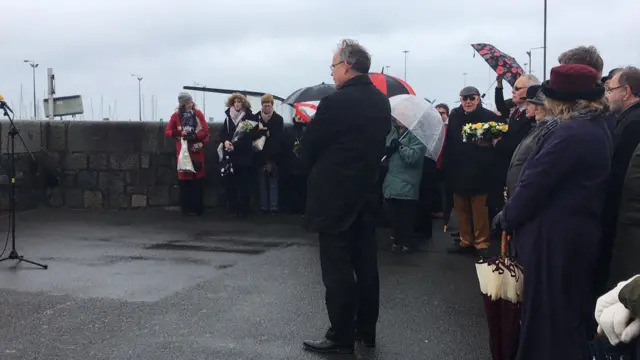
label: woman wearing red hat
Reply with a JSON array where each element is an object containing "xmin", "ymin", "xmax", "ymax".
[{"xmin": 493, "ymin": 64, "xmax": 611, "ymax": 360}]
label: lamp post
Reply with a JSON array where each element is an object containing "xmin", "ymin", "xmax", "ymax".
[
  {"xmin": 384, "ymin": 65, "xmax": 390, "ymax": 74},
  {"xmin": 463, "ymin": 72, "xmax": 468, "ymax": 87},
  {"xmin": 23, "ymin": 60, "xmax": 38, "ymax": 119},
  {"xmin": 402, "ymin": 50, "xmax": 409, "ymax": 81},
  {"xmin": 526, "ymin": 46, "xmax": 545, "ymax": 74},
  {"xmin": 543, "ymin": 0, "xmax": 548, "ymax": 81},
  {"xmin": 194, "ymin": 81, "xmax": 206, "ymax": 115},
  {"xmin": 130, "ymin": 73, "xmax": 143, "ymax": 121}
]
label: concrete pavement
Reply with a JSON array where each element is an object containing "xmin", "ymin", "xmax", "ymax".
[{"xmin": 0, "ymin": 209, "xmax": 491, "ymax": 359}]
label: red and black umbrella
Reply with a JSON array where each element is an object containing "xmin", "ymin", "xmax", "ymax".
[
  {"xmin": 471, "ymin": 43, "xmax": 525, "ymax": 87},
  {"xmin": 368, "ymin": 73, "xmax": 416, "ymax": 97}
]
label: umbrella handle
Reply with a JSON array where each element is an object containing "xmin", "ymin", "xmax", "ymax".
[{"xmin": 501, "ymin": 231, "xmax": 511, "ymax": 258}]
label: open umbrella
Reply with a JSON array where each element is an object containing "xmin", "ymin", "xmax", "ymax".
[
  {"xmin": 369, "ymin": 73, "xmax": 416, "ymax": 97},
  {"xmin": 475, "ymin": 232, "xmax": 524, "ymax": 360},
  {"xmin": 386, "ymin": 95, "xmax": 445, "ymax": 161},
  {"xmin": 471, "ymin": 43, "xmax": 525, "ymax": 87},
  {"xmin": 283, "ymin": 83, "xmax": 336, "ymax": 105}
]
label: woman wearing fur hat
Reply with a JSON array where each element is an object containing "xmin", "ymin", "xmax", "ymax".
[
  {"xmin": 492, "ymin": 64, "xmax": 612, "ymax": 360},
  {"xmin": 164, "ymin": 92, "xmax": 210, "ymax": 215},
  {"xmin": 219, "ymin": 93, "xmax": 258, "ymax": 217},
  {"xmin": 255, "ymin": 93, "xmax": 284, "ymax": 214}
]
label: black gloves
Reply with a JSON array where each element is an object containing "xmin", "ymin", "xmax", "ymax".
[
  {"xmin": 491, "ymin": 210, "xmax": 508, "ymax": 231},
  {"xmin": 385, "ymin": 139, "xmax": 402, "ymax": 157},
  {"xmin": 183, "ymin": 132, "xmax": 196, "ymax": 141}
]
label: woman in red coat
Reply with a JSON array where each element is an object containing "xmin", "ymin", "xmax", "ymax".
[{"xmin": 164, "ymin": 92, "xmax": 210, "ymax": 215}]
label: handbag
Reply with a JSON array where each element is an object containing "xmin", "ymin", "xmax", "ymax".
[{"xmin": 177, "ymin": 138, "xmax": 195, "ymax": 173}]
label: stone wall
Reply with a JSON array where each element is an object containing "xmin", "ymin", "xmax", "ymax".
[{"xmin": 0, "ymin": 120, "xmax": 230, "ymax": 211}]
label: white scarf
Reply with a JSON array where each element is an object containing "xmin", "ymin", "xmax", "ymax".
[{"xmin": 229, "ymin": 107, "xmax": 245, "ymax": 125}]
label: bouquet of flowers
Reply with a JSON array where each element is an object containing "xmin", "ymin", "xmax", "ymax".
[
  {"xmin": 231, "ymin": 120, "xmax": 257, "ymax": 143},
  {"xmin": 462, "ymin": 121, "xmax": 508, "ymax": 143}
]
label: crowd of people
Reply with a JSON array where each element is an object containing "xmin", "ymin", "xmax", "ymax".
[{"xmin": 163, "ymin": 40, "xmax": 640, "ymax": 359}]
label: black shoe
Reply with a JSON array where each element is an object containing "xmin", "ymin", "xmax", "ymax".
[
  {"xmin": 476, "ymin": 248, "xmax": 490, "ymax": 259},
  {"xmin": 302, "ymin": 338, "xmax": 354, "ymax": 354},
  {"xmin": 449, "ymin": 231, "xmax": 460, "ymax": 237},
  {"xmin": 355, "ymin": 332, "xmax": 376, "ymax": 348}
]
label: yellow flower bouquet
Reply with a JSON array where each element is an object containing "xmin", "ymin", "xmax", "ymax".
[{"xmin": 462, "ymin": 121, "xmax": 508, "ymax": 143}]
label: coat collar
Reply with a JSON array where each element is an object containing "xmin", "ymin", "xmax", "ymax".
[{"xmin": 337, "ymin": 74, "xmax": 372, "ymax": 90}]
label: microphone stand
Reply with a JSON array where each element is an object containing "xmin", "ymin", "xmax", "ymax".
[{"xmin": 0, "ymin": 105, "xmax": 48, "ymax": 269}]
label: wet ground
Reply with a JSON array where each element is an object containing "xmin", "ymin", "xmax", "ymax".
[{"xmin": 0, "ymin": 208, "xmax": 491, "ymax": 360}]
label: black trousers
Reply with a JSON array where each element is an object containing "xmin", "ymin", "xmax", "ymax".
[
  {"xmin": 385, "ymin": 198, "xmax": 417, "ymax": 248},
  {"xmin": 179, "ymin": 178, "xmax": 204, "ymax": 215},
  {"xmin": 224, "ymin": 165, "xmax": 253, "ymax": 215},
  {"xmin": 318, "ymin": 207, "xmax": 379, "ymax": 345},
  {"xmin": 282, "ymin": 172, "xmax": 307, "ymax": 214},
  {"xmin": 487, "ymin": 185, "xmax": 505, "ymax": 239},
  {"xmin": 415, "ymin": 162, "xmax": 433, "ymax": 238}
]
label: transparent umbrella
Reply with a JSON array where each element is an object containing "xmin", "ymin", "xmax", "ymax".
[{"xmin": 385, "ymin": 94, "xmax": 445, "ymax": 161}]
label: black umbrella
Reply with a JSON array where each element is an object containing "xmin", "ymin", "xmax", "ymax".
[{"xmin": 283, "ymin": 83, "xmax": 336, "ymax": 105}]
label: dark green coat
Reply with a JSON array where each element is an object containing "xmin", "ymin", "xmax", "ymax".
[{"xmin": 382, "ymin": 125, "xmax": 426, "ymax": 201}]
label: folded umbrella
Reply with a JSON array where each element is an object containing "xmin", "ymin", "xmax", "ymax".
[
  {"xmin": 475, "ymin": 232, "xmax": 524, "ymax": 360},
  {"xmin": 471, "ymin": 43, "xmax": 525, "ymax": 87}
]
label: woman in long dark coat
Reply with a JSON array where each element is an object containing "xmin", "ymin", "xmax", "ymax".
[{"xmin": 493, "ymin": 64, "xmax": 612, "ymax": 360}]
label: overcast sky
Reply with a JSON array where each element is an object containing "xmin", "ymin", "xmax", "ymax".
[{"xmin": 3, "ymin": 0, "xmax": 639, "ymax": 122}]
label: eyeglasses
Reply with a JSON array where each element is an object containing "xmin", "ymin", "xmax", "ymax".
[
  {"xmin": 330, "ymin": 61, "xmax": 344, "ymax": 71},
  {"xmin": 461, "ymin": 95, "xmax": 477, "ymax": 101},
  {"xmin": 606, "ymin": 85, "xmax": 628, "ymax": 94}
]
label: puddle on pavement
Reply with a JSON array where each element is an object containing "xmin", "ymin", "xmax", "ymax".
[{"xmin": 145, "ymin": 242, "xmax": 293, "ymax": 255}]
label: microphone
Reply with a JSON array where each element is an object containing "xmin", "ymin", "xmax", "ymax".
[{"xmin": 0, "ymin": 94, "xmax": 14, "ymax": 114}]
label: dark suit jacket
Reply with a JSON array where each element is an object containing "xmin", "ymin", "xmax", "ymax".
[{"xmin": 300, "ymin": 75, "xmax": 391, "ymax": 234}]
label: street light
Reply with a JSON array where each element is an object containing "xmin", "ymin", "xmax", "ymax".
[
  {"xmin": 543, "ymin": 0, "xmax": 548, "ymax": 81},
  {"xmin": 384, "ymin": 65, "xmax": 391, "ymax": 75},
  {"xmin": 526, "ymin": 47, "xmax": 545, "ymax": 75},
  {"xmin": 402, "ymin": 50, "xmax": 409, "ymax": 81},
  {"xmin": 23, "ymin": 60, "xmax": 38, "ymax": 119},
  {"xmin": 463, "ymin": 72, "xmax": 468, "ymax": 86},
  {"xmin": 194, "ymin": 81, "xmax": 206, "ymax": 115},
  {"xmin": 130, "ymin": 73, "xmax": 143, "ymax": 121}
]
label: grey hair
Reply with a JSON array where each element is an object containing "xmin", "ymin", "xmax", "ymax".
[
  {"xmin": 617, "ymin": 66, "xmax": 640, "ymax": 97},
  {"xmin": 336, "ymin": 39, "xmax": 371, "ymax": 74},
  {"xmin": 558, "ymin": 45, "xmax": 604, "ymax": 76},
  {"xmin": 520, "ymin": 74, "xmax": 540, "ymax": 86}
]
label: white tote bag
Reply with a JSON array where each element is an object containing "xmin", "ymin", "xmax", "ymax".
[{"xmin": 177, "ymin": 138, "xmax": 196, "ymax": 173}]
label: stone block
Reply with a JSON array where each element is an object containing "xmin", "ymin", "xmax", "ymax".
[
  {"xmin": 140, "ymin": 123, "xmax": 162, "ymax": 153},
  {"xmin": 148, "ymin": 186, "xmax": 170, "ymax": 206},
  {"xmin": 64, "ymin": 153, "xmax": 88, "ymax": 170},
  {"xmin": 77, "ymin": 170, "xmax": 98, "ymax": 189},
  {"xmin": 155, "ymin": 166, "xmax": 178, "ymax": 185},
  {"xmin": 109, "ymin": 154, "xmax": 139, "ymax": 170},
  {"xmin": 109, "ymin": 192, "xmax": 130, "ymax": 209},
  {"xmin": 63, "ymin": 172, "xmax": 77, "ymax": 188},
  {"xmin": 83, "ymin": 190, "xmax": 103, "ymax": 209},
  {"xmin": 126, "ymin": 170, "xmax": 155, "ymax": 187},
  {"xmin": 169, "ymin": 185, "xmax": 180, "ymax": 204},
  {"xmin": 66, "ymin": 121, "xmax": 110, "ymax": 152},
  {"xmin": 46, "ymin": 188, "xmax": 64, "ymax": 207},
  {"xmin": 140, "ymin": 154, "xmax": 150, "ymax": 169},
  {"xmin": 0, "ymin": 120, "xmax": 43, "ymax": 154},
  {"xmin": 64, "ymin": 189, "xmax": 83, "ymax": 208},
  {"xmin": 98, "ymin": 171, "xmax": 126, "ymax": 193},
  {"xmin": 47, "ymin": 121, "xmax": 68, "ymax": 151},
  {"xmin": 88, "ymin": 153, "xmax": 109, "ymax": 170},
  {"xmin": 126, "ymin": 185, "xmax": 146, "ymax": 194},
  {"xmin": 150, "ymin": 154, "xmax": 172, "ymax": 168},
  {"xmin": 131, "ymin": 194, "xmax": 148, "ymax": 208}
]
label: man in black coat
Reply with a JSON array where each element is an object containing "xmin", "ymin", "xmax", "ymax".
[
  {"xmin": 300, "ymin": 39, "xmax": 391, "ymax": 354},
  {"xmin": 442, "ymin": 86, "xmax": 501, "ymax": 256},
  {"xmin": 597, "ymin": 67, "xmax": 640, "ymax": 295}
]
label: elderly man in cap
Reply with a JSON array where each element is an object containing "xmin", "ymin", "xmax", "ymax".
[
  {"xmin": 441, "ymin": 86, "xmax": 501, "ymax": 255},
  {"xmin": 505, "ymin": 85, "xmax": 550, "ymax": 198}
]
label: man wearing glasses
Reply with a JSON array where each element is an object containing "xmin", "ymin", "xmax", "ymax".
[
  {"xmin": 599, "ymin": 67, "xmax": 640, "ymax": 296},
  {"xmin": 442, "ymin": 86, "xmax": 501, "ymax": 255}
]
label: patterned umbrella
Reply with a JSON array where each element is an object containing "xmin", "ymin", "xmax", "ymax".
[
  {"xmin": 368, "ymin": 73, "xmax": 416, "ymax": 97},
  {"xmin": 471, "ymin": 43, "xmax": 525, "ymax": 87}
]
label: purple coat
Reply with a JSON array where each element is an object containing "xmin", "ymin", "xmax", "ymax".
[{"xmin": 501, "ymin": 110, "xmax": 612, "ymax": 360}]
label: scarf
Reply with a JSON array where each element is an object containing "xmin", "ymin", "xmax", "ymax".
[
  {"xmin": 261, "ymin": 110, "xmax": 274, "ymax": 122},
  {"xmin": 229, "ymin": 107, "xmax": 245, "ymax": 125},
  {"xmin": 180, "ymin": 109, "xmax": 198, "ymax": 132}
]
